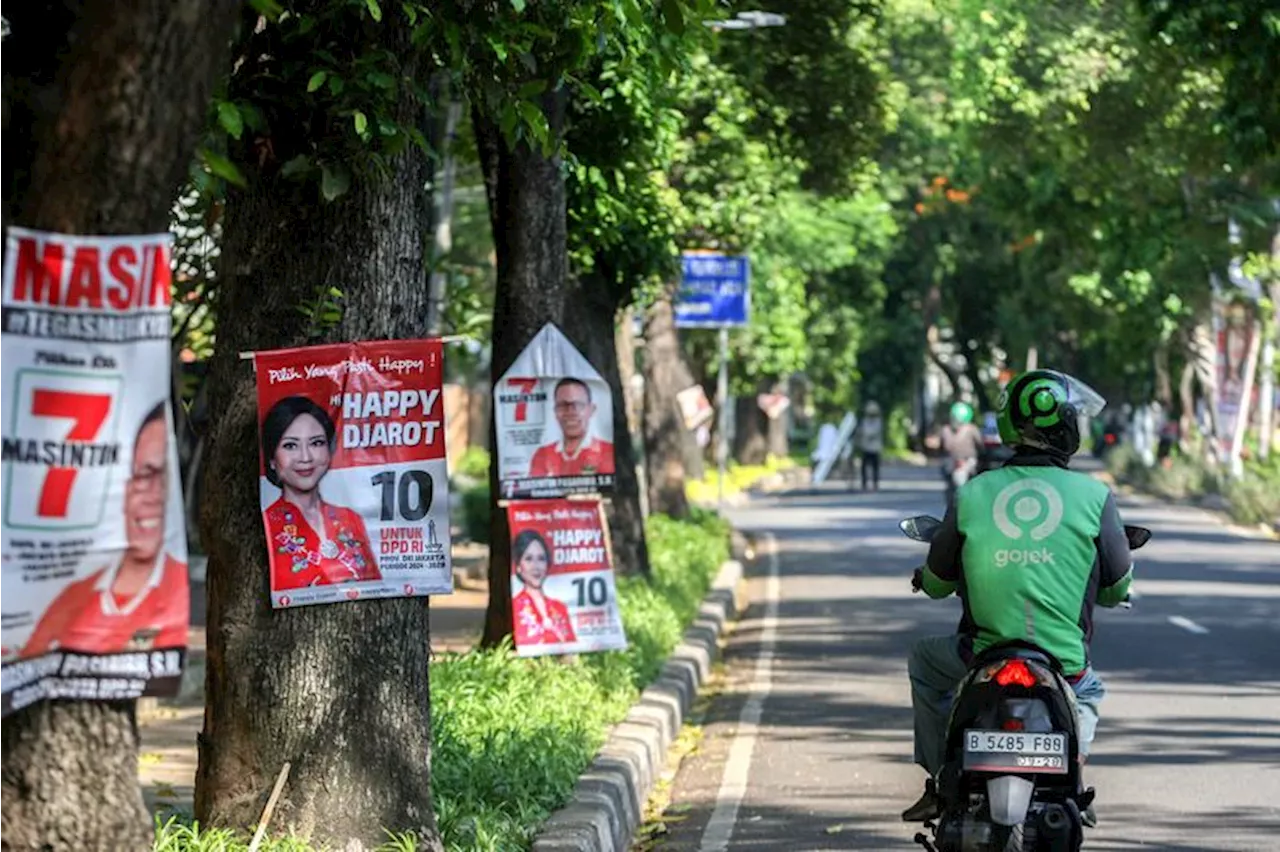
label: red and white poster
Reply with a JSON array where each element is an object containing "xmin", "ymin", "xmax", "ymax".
[
  {"xmin": 1216, "ymin": 302, "xmax": 1255, "ymax": 456},
  {"xmin": 494, "ymin": 323, "xmax": 615, "ymax": 499},
  {"xmin": 1, "ymin": 228, "xmax": 189, "ymax": 716},
  {"xmin": 507, "ymin": 499, "xmax": 627, "ymax": 657},
  {"xmin": 253, "ymin": 340, "xmax": 453, "ymax": 609}
]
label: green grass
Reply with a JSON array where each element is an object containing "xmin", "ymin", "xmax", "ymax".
[{"xmin": 156, "ymin": 509, "xmax": 730, "ymax": 852}]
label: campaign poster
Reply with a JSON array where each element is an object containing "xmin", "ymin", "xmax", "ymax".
[
  {"xmin": 253, "ymin": 340, "xmax": 453, "ymax": 609},
  {"xmin": 494, "ymin": 323, "xmax": 615, "ymax": 499},
  {"xmin": 1, "ymin": 228, "xmax": 189, "ymax": 716},
  {"xmin": 676, "ymin": 385, "xmax": 714, "ymax": 432},
  {"xmin": 506, "ymin": 499, "xmax": 627, "ymax": 657}
]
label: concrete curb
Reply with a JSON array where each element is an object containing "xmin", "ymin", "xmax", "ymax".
[{"xmin": 531, "ymin": 557, "xmax": 745, "ymax": 852}]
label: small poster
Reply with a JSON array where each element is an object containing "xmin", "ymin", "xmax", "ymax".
[
  {"xmin": 253, "ymin": 340, "xmax": 452, "ymax": 609},
  {"xmin": 1, "ymin": 228, "xmax": 189, "ymax": 716},
  {"xmin": 676, "ymin": 385, "xmax": 714, "ymax": 431},
  {"xmin": 507, "ymin": 499, "xmax": 627, "ymax": 657},
  {"xmin": 494, "ymin": 323, "xmax": 615, "ymax": 499}
]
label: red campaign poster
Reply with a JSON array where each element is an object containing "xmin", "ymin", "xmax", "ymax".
[
  {"xmin": 1, "ymin": 228, "xmax": 189, "ymax": 716},
  {"xmin": 253, "ymin": 340, "xmax": 453, "ymax": 609},
  {"xmin": 506, "ymin": 498, "xmax": 628, "ymax": 657}
]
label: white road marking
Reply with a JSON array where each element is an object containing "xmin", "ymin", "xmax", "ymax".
[
  {"xmin": 699, "ymin": 532, "xmax": 781, "ymax": 852},
  {"xmin": 1168, "ymin": 615, "xmax": 1210, "ymax": 635}
]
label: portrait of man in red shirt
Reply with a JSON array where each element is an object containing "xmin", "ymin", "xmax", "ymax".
[
  {"xmin": 22, "ymin": 402, "xmax": 189, "ymax": 658},
  {"xmin": 527, "ymin": 378, "xmax": 615, "ymax": 478}
]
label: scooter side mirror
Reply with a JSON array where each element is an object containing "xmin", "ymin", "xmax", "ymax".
[
  {"xmin": 1124, "ymin": 525, "xmax": 1152, "ymax": 550},
  {"xmin": 900, "ymin": 515, "xmax": 943, "ymax": 543}
]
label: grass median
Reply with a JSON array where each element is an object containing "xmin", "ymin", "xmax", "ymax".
[{"xmin": 155, "ymin": 509, "xmax": 731, "ymax": 852}]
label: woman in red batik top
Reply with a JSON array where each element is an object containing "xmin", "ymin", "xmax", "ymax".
[
  {"xmin": 260, "ymin": 396, "xmax": 379, "ymax": 592},
  {"xmin": 511, "ymin": 529, "xmax": 576, "ymax": 646}
]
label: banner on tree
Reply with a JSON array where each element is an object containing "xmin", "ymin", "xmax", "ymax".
[
  {"xmin": 253, "ymin": 339, "xmax": 452, "ymax": 609},
  {"xmin": 494, "ymin": 323, "xmax": 615, "ymax": 499},
  {"xmin": 507, "ymin": 499, "xmax": 627, "ymax": 657},
  {"xmin": 1, "ymin": 228, "xmax": 189, "ymax": 716}
]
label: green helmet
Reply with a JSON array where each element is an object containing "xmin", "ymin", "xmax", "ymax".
[
  {"xmin": 997, "ymin": 370, "xmax": 1106, "ymax": 458},
  {"xmin": 949, "ymin": 401, "xmax": 974, "ymax": 425}
]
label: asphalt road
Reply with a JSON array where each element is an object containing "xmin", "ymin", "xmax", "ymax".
[{"xmin": 650, "ymin": 461, "xmax": 1280, "ymax": 851}]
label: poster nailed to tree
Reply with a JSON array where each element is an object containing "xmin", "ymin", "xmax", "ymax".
[
  {"xmin": 0, "ymin": 229, "xmax": 189, "ymax": 716},
  {"xmin": 494, "ymin": 323, "xmax": 615, "ymax": 499},
  {"xmin": 252, "ymin": 339, "xmax": 452, "ymax": 609},
  {"xmin": 506, "ymin": 498, "xmax": 627, "ymax": 657}
]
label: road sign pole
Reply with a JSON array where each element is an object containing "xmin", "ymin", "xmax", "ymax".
[{"xmin": 717, "ymin": 326, "xmax": 729, "ymax": 511}]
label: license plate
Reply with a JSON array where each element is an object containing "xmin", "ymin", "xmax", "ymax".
[{"xmin": 963, "ymin": 730, "xmax": 1068, "ymax": 774}]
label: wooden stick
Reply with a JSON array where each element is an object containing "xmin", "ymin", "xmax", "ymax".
[
  {"xmin": 238, "ymin": 334, "xmax": 473, "ymax": 360},
  {"xmin": 247, "ymin": 761, "xmax": 292, "ymax": 852}
]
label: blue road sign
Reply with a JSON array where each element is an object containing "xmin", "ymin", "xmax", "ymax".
[{"xmin": 675, "ymin": 252, "xmax": 750, "ymax": 328}]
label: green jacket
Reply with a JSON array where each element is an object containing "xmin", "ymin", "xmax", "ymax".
[{"xmin": 922, "ymin": 453, "xmax": 1133, "ymax": 674}]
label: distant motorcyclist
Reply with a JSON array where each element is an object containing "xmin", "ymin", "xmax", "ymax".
[
  {"xmin": 903, "ymin": 370, "xmax": 1135, "ymax": 827},
  {"xmin": 939, "ymin": 401, "xmax": 983, "ymax": 505}
]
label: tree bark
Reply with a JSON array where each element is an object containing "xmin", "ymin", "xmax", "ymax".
[
  {"xmin": 194, "ymin": 22, "xmax": 444, "ymax": 852},
  {"xmin": 1154, "ymin": 343, "xmax": 1173, "ymax": 408},
  {"xmin": 565, "ymin": 282, "xmax": 649, "ymax": 578},
  {"xmin": 473, "ymin": 91, "xmax": 651, "ymax": 644},
  {"xmin": 641, "ymin": 293, "xmax": 701, "ymax": 518},
  {"xmin": 1, "ymin": 2, "xmax": 238, "ymax": 848},
  {"xmin": 733, "ymin": 383, "xmax": 770, "ymax": 466},
  {"xmin": 1178, "ymin": 360, "xmax": 1196, "ymax": 453},
  {"xmin": 473, "ymin": 95, "xmax": 568, "ymax": 644}
]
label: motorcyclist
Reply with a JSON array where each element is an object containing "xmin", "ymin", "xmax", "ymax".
[
  {"xmin": 939, "ymin": 401, "xmax": 984, "ymax": 505},
  {"xmin": 902, "ymin": 370, "xmax": 1135, "ymax": 828}
]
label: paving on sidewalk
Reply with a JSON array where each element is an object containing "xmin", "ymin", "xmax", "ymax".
[{"xmin": 141, "ymin": 542, "xmax": 490, "ymax": 820}]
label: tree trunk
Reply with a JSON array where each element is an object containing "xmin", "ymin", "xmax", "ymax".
[
  {"xmin": 733, "ymin": 383, "xmax": 769, "ymax": 465},
  {"xmin": 565, "ymin": 283, "xmax": 649, "ymax": 578},
  {"xmin": 1154, "ymin": 344, "xmax": 1173, "ymax": 408},
  {"xmin": 642, "ymin": 293, "xmax": 701, "ymax": 518},
  {"xmin": 1, "ymin": 2, "xmax": 237, "ymax": 848},
  {"xmin": 615, "ymin": 305, "xmax": 650, "ymax": 518},
  {"xmin": 474, "ymin": 95, "xmax": 557, "ymax": 643},
  {"xmin": 1190, "ymin": 313, "xmax": 1223, "ymax": 461},
  {"xmin": 765, "ymin": 380, "xmax": 789, "ymax": 459},
  {"xmin": 1178, "ymin": 360, "xmax": 1196, "ymax": 453},
  {"xmin": 194, "ymin": 25, "xmax": 444, "ymax": 852}
]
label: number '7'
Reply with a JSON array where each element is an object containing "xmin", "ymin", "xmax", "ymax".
[{"xmin": 31, "ymin": 390, "xmax": 113, "ymax": 518}]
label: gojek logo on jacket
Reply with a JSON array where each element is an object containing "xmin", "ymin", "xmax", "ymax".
[{"xmin": 991, "ymin": 478, "xmax": 1064, "ymax": 567}]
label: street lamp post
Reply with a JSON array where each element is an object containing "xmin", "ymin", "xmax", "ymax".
[{"xmin": 696, "ymin": 10, "xmax": 785, "ymax": 512}]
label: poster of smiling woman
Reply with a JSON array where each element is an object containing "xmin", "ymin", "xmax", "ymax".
[
  {"xmin": 506, "ymin": 498, "xmax": 627, "ymax": 657},
  {"xmin": 493, "ymin": 323, "xmax": 615, "ymax": 499},
  {"xmin": 252, "ymin": 340, "xmax": 452, "ymax": 609}
]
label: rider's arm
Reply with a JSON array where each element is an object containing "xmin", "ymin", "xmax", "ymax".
[
  {"xmin": 1095, "ymin": 491, "xmax": 1133, "ymax": 607},
  {"xmin": 922, "ymin": 502, "xmax": 962, "ymax": 599}
]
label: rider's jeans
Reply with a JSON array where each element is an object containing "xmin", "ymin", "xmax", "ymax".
[{"xmin": 909, "ymin": 634, "xmax": 1107, "ymax": 776}]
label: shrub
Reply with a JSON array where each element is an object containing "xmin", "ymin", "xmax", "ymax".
[
  {"xmin": 455, "ymin": 447, "xmax": 491, "ymax": 481},
  {"xmin": 458, "ymin": 482, "xmax": 490, "ymax": 545},
  {"xmin": 155, "ymin": 513, "xmax": 731, "ymax": 852},
  {"xmin": 430, "ymin": 512, "xmax": 728, "ymax": 851}
]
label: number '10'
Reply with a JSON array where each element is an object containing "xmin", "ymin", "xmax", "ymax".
[
  {"xmin": 371, "ymin": 470, "xmax": 433, "ymax": 521},
  {"xmin": 572, "ymin": 577, "xmax": 608, "ymax": 607}
]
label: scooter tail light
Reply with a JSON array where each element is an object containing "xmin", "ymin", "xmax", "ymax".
[{"xmin": 994, "ymin": 659, "xmax": 1037, "ymax": 688}]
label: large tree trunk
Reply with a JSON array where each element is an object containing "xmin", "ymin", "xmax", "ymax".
[
  {"xmin": 475, "ymin": 96, "xmax": 564, "ymax": 645},
  {"xmin": 733, "ymin": 383, "xmax": 769, "ymax": 465},
  {"xmin": 642, "ymin": 293, "xmax": 701, "ymax": 518},
  {"xmin": 474, "ymin": 93, "xmax": 651, "ymax": 644},
  {"xmin": 0, "ymin": 2, "xmax": 237, "ymax": 848},
  {"xmin": 565, "ymin": 281, "xmax": 649, "ymax": 578},
  {"xmin": 194, "ymin": 21, "xmax": 444, "ymax": 852}
]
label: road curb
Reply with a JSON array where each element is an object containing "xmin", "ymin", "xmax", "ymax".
[{"xmin": 531, "ymin": 557, "xmax": 745, "ymax": 852}]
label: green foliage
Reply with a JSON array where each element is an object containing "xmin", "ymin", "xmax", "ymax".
[
  {"xmin": 430, "ymin": 512, "xmax": 728, "ymax": 851},
  {"xmin": 153, "ymin": 815, "xmax": 418, "ymax": 851},
  {"xmin": 454, "ymin": 446, "xmax": 491, "ymax": 481},
  {"xmin": 457, "ymin": 481, "xmax": 490, "ymax": 545},
  {"xmin": 205, "ymin": 1, "xmax": 433, "ymax": 204}
]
